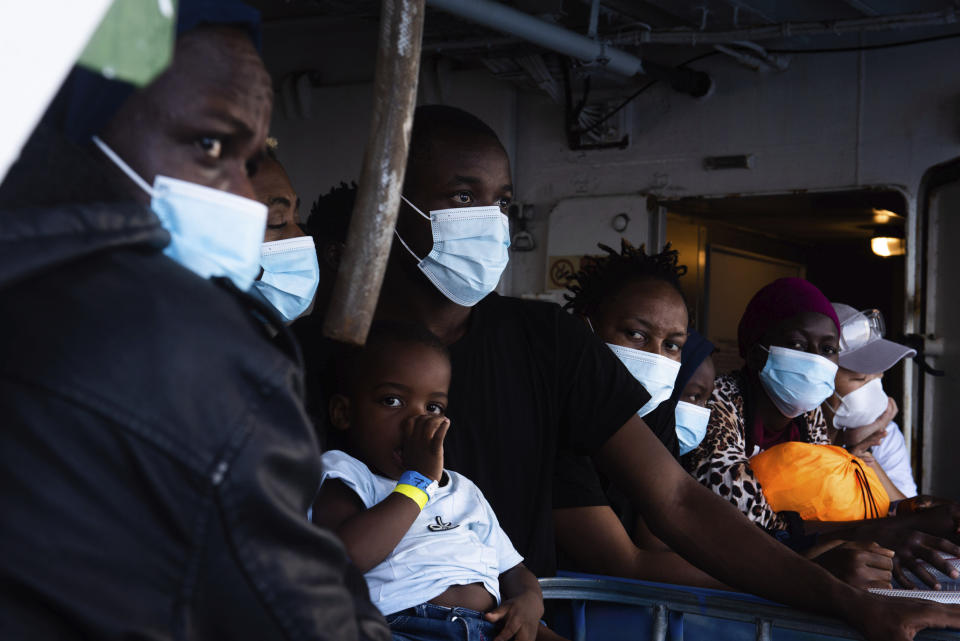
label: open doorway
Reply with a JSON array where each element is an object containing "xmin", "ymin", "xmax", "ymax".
[{"xmin": 662, "ymin": 188, "xmax": 909, "ymax": 419}]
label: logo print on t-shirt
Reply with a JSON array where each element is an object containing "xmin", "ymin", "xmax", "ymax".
[{"xmin": 427, "ymin": 515, "xmax": 459, "ymax": 532}]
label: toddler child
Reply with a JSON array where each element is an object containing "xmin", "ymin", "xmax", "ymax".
[{"xmin": 313, "ymin": 322, "xmax": 558, "ymax": 641}]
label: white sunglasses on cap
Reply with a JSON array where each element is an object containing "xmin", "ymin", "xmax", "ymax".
[{"xmin": 839, "ymin": 309, "xmax": 886, "ymax": 352}]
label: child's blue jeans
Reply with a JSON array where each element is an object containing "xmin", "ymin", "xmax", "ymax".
[{"xmin": 387, "ymin": 603, "xmax": 497, "ymax": 641}]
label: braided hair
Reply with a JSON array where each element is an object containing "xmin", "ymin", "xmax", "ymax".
[{"xmin": 563, "ymin": 239, "xmax": 688, "ymax": 317}]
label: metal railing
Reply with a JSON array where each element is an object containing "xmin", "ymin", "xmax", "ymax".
[{"xmin": 540, "ymin": 574, "xmax": 960, "ymax": 641}]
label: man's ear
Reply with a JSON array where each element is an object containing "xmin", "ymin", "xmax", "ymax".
[
  {"xmin": 745, "ymin": 343, "xmax": 768, "ymax": 373},
  {"xmin": 329, "ymin": 394, "xmax": 352, "ymax": 431}
]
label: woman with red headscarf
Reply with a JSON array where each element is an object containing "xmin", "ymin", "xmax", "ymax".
[
  {"xmin": 683, "ymin": 279, "xmax": 899, "ymax": 590},
  {"xmin": 683, "ymin": 278, "xmax": 843, "ymax": 531}
]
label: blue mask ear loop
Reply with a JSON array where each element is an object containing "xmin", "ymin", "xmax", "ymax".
[
  {"xmin": 394, "ymin": 195, "xmax": 432, "ymax": 263},
  {"xmin": 91, "ymin": 135, "xmax": 155, "ymax": 198},
  {"xmin": 585, "ymin": 316, "xmax": 595, "ymax": 333}
]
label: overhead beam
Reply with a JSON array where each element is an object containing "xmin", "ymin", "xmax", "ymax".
[
  {"xmin": 606, "ymin": 8, "xmax": 959, "ymax": 45},
  {"xmin": 841, "ymin": 0, "xmax": 880, "ymax": 17}
]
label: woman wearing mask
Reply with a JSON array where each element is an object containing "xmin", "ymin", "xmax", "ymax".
[
  {"xmin": 683, "ymin": 277, "xmax": 841, "ymax": 531},
  {"xmin": 824, "ymin": 303, "xmax": 918, "ymax": 500},
  {"xmin": 552, "ymin": 241, "xmax": 727, "ymax": 589},
  {"xmin": 682, "ymin": 279, "xmax": 902, "ymax": 590},
  {"xmin": 672, "ymin": 330, "xmax": 716, "ymax": 456},
  {"xmin": 249, "ymin": 144, "xmax": 321, "ymax": 323}
]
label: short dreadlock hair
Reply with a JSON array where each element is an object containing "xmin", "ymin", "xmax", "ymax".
[
  {"xmin": 307, "ymin": 181, "xmax": 356, "ymax": 244},
  {"xmin": 563, "ymin": 239, "xmax": 688, "ymax": 318}
]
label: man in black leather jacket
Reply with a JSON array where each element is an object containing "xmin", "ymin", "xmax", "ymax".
[{"xmin": 0, "ymin": 5, "xmax": 388, "ymax": 641}]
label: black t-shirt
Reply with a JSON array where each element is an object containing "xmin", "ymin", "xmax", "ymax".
[
  {"xmin": 552, "ymin": 400, "xmax": 679, "ymax": 512},
  {"xmin": 442, "ymin": 294, "xmax": 650, "ymax": 577},
  {"xmin": 294, "ymin": 293, "xmax": 651, "ymax": 577}
]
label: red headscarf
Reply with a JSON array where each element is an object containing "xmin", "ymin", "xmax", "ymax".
[{"xmin": 737, "ymin": 278, "xmax": 840, "ymax": 358}]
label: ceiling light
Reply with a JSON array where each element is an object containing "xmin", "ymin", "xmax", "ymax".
[
  {"xmin": 871, "ymin": 236, "xmax": 905, "ymax": 257},
  {"xmin": 871, "ymin": 208, "xmax": 898, "ymax": 224},
  {"xmin": 870, "ymin": 225, "xmax": 905, "ymax": 257}
]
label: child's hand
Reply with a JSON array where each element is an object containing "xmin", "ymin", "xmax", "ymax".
[
  {"xmin": 485, "ymin": 589, "xmax": 544, "ymax": 641},
  {"xmin": 400, "ymin": 414, "xmax": 449, "ymax": 481}
]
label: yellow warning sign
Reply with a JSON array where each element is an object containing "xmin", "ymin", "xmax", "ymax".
[{"xmin": 547, "ymin": 255, "xmax": 601, "ymax": 290}]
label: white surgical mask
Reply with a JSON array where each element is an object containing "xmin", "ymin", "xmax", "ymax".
[
  {"xmin": 251, "ymin": 236, "xmax": 320, "ymax": 322},
  {"xmin": 758, "ymin": 346, "xmax": 838, "ymax": 419},
  {"xmin": 675, "ymin": 401, "xmax": 711, "ymax": 455},
  {"xmin": 607, "ymin": 344, "xmax": 681, "ymax": 417},
  {"xmin": 395, "ymin": 196, "xmax": 510, "ymax": 307},
  {"xmin": 92, "ymin": 136, "xmax": 266, "ymax": 291},
  {"xmin": 832, "ymin": 377, "xmax": 888, "ymax": 429}
]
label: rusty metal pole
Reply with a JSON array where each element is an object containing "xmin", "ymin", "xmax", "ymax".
[{"xmin": 322, "ymin": 0, "xmax": 426, "ymax": 345}]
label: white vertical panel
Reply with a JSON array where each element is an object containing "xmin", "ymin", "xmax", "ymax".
[{"xmin": 0, "ymin": 0, "xmax": 113, "ymax": 184}]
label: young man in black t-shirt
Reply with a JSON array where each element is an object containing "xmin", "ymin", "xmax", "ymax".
[{"xmin": 299, "ymin": 105, "xmax": 960, "ymax": 639}]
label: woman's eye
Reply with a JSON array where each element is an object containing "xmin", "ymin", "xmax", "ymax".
[
  {"xmin": 380, "ymin": 396, "xmax": 402, "ymax": 408},
  {"xmin": 665, "ymin": 341, "xmax": 682, "ymax": 353},
  {"xmin": 787, "ymin": 340, "xmax": 806, "ymax": 350},
  {"xmin": 627, "ymin": 330, "xmax": 646, "ymax": 341},
  {"xmin": 426, "ymin": 403, "xmax": 445, "ymax": 415},
  {"xmin": 454, "ymin": 191, "xmax": 473, "ymax": 205},
  {"xmin": 822, "ymin": 344, "xmax": 839, "ymax": 356},
  {"xmin": 196, "ymin": 137, "xmax": 223, "ymax": 159},
  {"xmin": 497, "ymin": 197, "xmax": 511, "ymax": 208}
]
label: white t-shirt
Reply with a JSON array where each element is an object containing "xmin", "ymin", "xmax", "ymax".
[
  {"xmin": 872, "ymin": 422, "xmax": 918, "ymax": 498},
  {"xmin": 319, "ymin": 450, "xmax": 524, "ymax": 616}
]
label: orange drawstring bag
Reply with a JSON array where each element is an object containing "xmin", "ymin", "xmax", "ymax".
[{"xmin": 750, "ymin": 442, "xmax": 889, "ymax": 521}]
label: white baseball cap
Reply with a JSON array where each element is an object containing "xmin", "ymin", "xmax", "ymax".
[{"xmin": 833, "ymin": 303, "xmax": 916, "ymax": 374}]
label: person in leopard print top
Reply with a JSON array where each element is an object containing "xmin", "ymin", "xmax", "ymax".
[
  {"xmin": 684, "ymin": 369, "xmax": 830, "ymax": 531},
  {"xmin": 683, "ymin": 278, "xmax": 839, "ymax": 532}
]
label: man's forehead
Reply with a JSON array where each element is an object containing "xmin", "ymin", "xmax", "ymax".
[
  {"xmin": 253, "ymin": 158, "xmax": 296, "ymax": 194},
  {"xmin": 145, "ymin": 28, "xmax": 271, "ymax": 132},
  {"xmin": 168, "ymin": 27, "xmax": 271, "ymax": 98},
  {"xmin": 420, "ymin": 136, "xmax": 510, "ymax": 179}
]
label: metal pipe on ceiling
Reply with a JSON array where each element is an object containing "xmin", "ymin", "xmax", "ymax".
[
  {"xmin": 425, "ymin": 0, "xmax": 710, "ymax": 96},
  {"xmin": 587, "ymin": 0, "xmax": 601, "ymax": 39},
  {"xmin": 608, "ymin": 8, "xmax": 958, "ymax": 46},
  {"xmin": 424, "ymin": 7, "xmax": 959, "ymax": 54},
  {"xmin": 426, "ymin": 0, "xmax": 643, "ymax": 76}
]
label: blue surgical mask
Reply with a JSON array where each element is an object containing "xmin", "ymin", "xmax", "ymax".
[
  {"xmin": 395, "ymin": 196, "xmax": 510, "ymax": 307},
  {"xmin": 607, "ymin": 344, "xmax": 681, "ymax": 417},
  {"xmin": 758, "ymin": 345, "xmax": 838, "ymax": 418},
  {"xmin": 675, "ymin": 401, "xmax": 711, "ymax": 455},
  {"xmin": 92, "ymin": 136, "xmax": 267, "ymax": 291},
  {"xmin": 250, "ymin": 236, "xmax": 320, "ymax": 322}
]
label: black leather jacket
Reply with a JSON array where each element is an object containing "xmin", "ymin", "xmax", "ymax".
[{"xmin": 0, "ymin": 140, "xmax": 389, "ymax": 640}]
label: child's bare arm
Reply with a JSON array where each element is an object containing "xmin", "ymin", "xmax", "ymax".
[
  {"xmin": 312, "ymin": 479, "xmax": 421, "ymax": 572},
  {"xmin": 485, "ymin": 564, "xmax": 544, "ymax": 641},
  {"xmin": 312, "ymin": 414, "xmax": 450, "ymax": 572},
  {"xmin": 860, "ymin": 452, "xmax": 907, "ymax": 502}
]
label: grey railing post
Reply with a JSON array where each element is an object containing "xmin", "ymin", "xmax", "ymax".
[{"xmin": 652, "ymin": 603, "xmax": 669, "ymax": 641}]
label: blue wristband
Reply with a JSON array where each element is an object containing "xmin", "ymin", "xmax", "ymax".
[{"xmin": 399, "ymin": 470, "xmax": 434, "ymax": 494}]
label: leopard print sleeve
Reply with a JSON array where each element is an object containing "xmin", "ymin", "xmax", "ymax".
[
  {"xmin": 682, "ymin": 372, "xmax": 788, "ymax": 531},
  {"xmin": 804, "ymin": 405, "xmax": 831, "ymax": 445}
]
